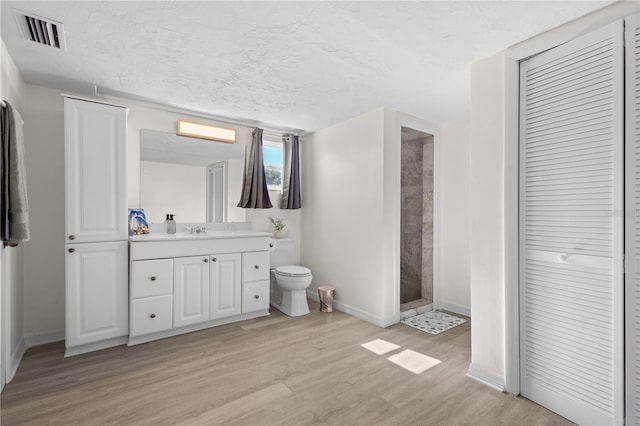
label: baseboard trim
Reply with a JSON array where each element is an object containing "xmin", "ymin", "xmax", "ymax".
[
  {"xmin": 467, "ymin": 362, "xmax": 505, "ymax": 392},
  {"xmin": 306, "ymin": 289, "xmax": 396, "ymax": 328},
  {"xmin": 7, "ymin": 338, "xmax": 25, "ymax": 383},
  {"xmin": 436, "ymin": 302, "xmax": 470, "ymax": 317},
  {"xmin": 65, "ymin": 336, "xmax": 129, "ymax": 357},
  {"xmin": 24, "ymin": 331, "xmax": 65, "ymax": 348}
]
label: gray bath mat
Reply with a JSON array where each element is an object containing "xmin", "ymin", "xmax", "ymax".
[{"xmin": 401, "ymin": 311, "xmax": 466, "ymax": 335}]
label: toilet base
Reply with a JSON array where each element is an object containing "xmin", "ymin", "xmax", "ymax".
[{"xmin": 272, "ymin": 289, "xmax": 310, "ymax": 317}]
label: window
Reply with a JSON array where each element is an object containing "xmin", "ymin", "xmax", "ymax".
[{"xmin": 263, "ymin": 137, "xmax": 283, "ymax": 191}]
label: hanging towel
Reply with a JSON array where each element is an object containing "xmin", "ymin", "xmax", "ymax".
[{"xmin": 1, "ymin": 101, "xmax": 30, "ymax": 246}]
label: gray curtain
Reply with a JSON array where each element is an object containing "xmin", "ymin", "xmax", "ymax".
[
  {"xmin": 280, "ymin": 134, "xmax": 301, "ymax": 209},
  {"xmin": 0, "ymin": 101, "xmax": 30, "ymax": 246},
  {"xmin": 237, "ymin": 128, "xmax": 273, "ymax": 209}
]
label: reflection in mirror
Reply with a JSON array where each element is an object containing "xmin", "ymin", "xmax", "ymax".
[{"xmin": 139, "ymin": 129, "xmax": 245, "ymax": 223}]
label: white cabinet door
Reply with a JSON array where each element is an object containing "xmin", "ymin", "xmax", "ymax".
[
  {"xmin": 210, "ymin": 253, "xmax": 241, "ymax": 320},
  {"xmin": 519, "ymin": 21, "xmax": 624, "ymax": 425},
  {"xmin": 173, "ymin": 256, "xmax": 210, "ymax": 328},
  {"xmin": 66, "ymin": 241, "xmax": 128, "ymax": 348},
  {"xmin": 64, "ymin": 98, "xmax": 127, "ymax": 243}
]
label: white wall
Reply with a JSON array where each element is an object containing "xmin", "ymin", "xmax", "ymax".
[
  {"xmin": 21, "ymin": 85, "xmax": 65, "ymax": 341},
  {"xmin": 439, "ymin": 121, "xmax": 471, "ymax": 315},
  {"xmin": 1, "ymin": 38, "xmax": 27, "ymax": 387},
  {"xmin": 301, "ymin": 108, "xmax": 390, "ymax": 325},
  {"xmin": 468, "ymin": 52, "xmax": 507, "ymax": 389}
]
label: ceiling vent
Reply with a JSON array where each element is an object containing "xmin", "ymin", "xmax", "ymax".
[{"xmin": 12, "ymin": 9, "xmax": 66, "ymax": 50}]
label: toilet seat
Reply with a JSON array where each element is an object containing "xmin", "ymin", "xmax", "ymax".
[{"xmin": 275, "ymin": 265, "xmax": 311, "ymax": 277}]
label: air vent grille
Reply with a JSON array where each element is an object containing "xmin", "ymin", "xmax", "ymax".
[
  {"xmin": 25, "ymin": 16, "xmax": 60, "ymax": 47},
  {"xmin": 12, "ymin": 9, "xmax": 66, "ymax": 50}
]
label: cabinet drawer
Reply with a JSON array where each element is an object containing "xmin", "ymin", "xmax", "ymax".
[
  {"xmin": 242, "ymin": 280, "xmax": 270, "ymax": 313},
  {"xmin": 130, "ymin": 295, "xmax": 173, "ymax": 337},
  {"xmin": 242, "ymin": 251, "xmax": 270, "ymax": 282},
  {"xmin": 131, "ymin": 259, "xmax": 173, "ymax": 298}
]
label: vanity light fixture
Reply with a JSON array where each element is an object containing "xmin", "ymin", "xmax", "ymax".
[{"xmin": 177, "ymin": 119, "xmax": 237, "ymax": 143}]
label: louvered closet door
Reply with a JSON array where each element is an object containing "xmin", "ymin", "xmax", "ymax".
[
  {"xmin": 519, "ymin": 21, "xmax": 624, "ymax": 425},
  {"xmin": 626, "ymin": 13, "xmax": 640, "ymax": 426}
]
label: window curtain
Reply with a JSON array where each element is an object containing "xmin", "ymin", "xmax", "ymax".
[
  {"xmin": 0, "ymin": 101, "xmax": 30, "ymax": 246},
  {"xmin": 280, "ymin": 134, "xmax": 301, "ymax": 209},
  {"xmin": 237, "ymin": 127, "xmax": 273, "ymax": 209}
]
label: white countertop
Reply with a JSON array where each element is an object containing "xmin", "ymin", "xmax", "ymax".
[{"xmin": 129, "ymin": 231, "xmax": 272, "ymax": 242}]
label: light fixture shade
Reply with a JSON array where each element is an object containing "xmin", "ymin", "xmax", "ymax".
[{"xmin": 177, "ymin": 119, "xmax": 237, "ymax": 143}]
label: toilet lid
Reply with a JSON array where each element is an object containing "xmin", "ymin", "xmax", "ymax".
[{"xmin": 275, "ymin": 265, "xmax": 311, "ymax": 277}]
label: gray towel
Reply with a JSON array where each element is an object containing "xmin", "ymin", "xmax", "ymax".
[{"xmin": 1, "ymin": 102, "xmax": 30, "ymax": 246}]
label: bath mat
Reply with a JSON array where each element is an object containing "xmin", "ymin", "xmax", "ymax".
[
  {"xmin": 401, "ymin": 311, "xmax": 466, "ymax": 335},
  {"xmin": 387, "ymin": 349, "xmax": 442, "ymax": 374}
]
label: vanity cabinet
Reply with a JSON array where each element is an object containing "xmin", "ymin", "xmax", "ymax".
[
  {"xmin": 64, "ymin": 97, "xmax": 128, "ymax": 244},
  {"xmin": 130, "ymin": 259, "xmax": 173, "ymax": 337},
  {"xmin": 241, "ymin": 251, "xmax": 270, "ymax": 313},
  {"xmin": 209, "ymin": 253, "xmax": 241, "ymax": 320},
  {"xmin": 66, "ymin": 241, "xmax": 128, "ymax": 349},
  {"xmin": 173, "ymin": 256, "xmax": 211, "ymax": 327},
  {"xmin": 64, "ymin": 97, "xmax": 129, "ymax": 356},
  {"xmin": 128, "ymin": 235, "xmax": 271, "ymax": 345}
]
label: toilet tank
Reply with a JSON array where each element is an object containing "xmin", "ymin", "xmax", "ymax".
[{"xmin": 270, "ymin": 238, "xmax": 296, "ymax": 267}]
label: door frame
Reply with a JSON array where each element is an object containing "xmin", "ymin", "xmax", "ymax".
[
  {"xmin": 502, "ymin": 2, "xmax": 638, "ymax": 395},
  {"xmin": 392, "ymin": 113, "xmax": 441, "ymax": 323}
]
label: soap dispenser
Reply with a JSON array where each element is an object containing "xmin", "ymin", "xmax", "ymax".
[{"xmin": 165, "ymin": 214, "xmax": 176, "ymax": 234}]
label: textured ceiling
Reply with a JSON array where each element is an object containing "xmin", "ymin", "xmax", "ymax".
[{"xmin": 1, "ymin": 1, "xmax": 615, "ymax": 132}]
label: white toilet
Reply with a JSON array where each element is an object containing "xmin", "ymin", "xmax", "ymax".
[{"xmin": 269, "ymin": 238, "xmax": 312, "ymax": 317}]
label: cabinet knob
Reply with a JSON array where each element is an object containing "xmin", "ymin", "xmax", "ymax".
[
  {"xmin": 269, "ymin": 243, "xmax": 274, "ymax": 248},
  {"xmin": 68, "ymin": 248, "xmax": 75, "ymax": 253},
  {"xmin": 204, "ymin": 258, "xmax": 209, "ymax": 263},
  {"xmin": 212, "ymin": 258, "xmax": 217, "ymax": 262},
  {"xmin": 254, "ymin": 295, "xmax": 260, "ymax": 299},
  {"xmin": 68, "ymin": 235, "xmax": 75, "ymax": 241},
  {"xmin": 254, "ymin": 265, "xmax": 259, "ymax": 269},
  {"xmin": 150, "ymin": 276, "xmax": 156, "ymax": 281},
  {"xmin": 150, "ymin": 313, "xmax": 156, "ymax": 319}
]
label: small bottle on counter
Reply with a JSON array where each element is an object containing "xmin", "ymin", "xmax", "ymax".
[{"xmin": 165, "ymin": 214, "xmax": 176, "ymax": 234}]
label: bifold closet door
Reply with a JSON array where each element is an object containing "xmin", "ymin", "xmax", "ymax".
[
  {"xmin": 519, "ymin": 20, "xmax": 624, "ymax": 425},
  {"xmin": 626, "ymin": 13, "xmax": 640, "ymax": 426}
]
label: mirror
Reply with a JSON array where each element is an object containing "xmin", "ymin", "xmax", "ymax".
[{"xmin": 139, "ymin": 129, "xmax": 245, "ymax": 223}]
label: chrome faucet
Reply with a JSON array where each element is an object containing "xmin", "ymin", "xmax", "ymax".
[{"xmin": 186, "ymin": 226, "xmax": 208, "ymax": 235}]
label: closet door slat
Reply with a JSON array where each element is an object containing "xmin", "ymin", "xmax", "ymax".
[{"xmin": 519, "ymin": 20, "xmax": 624, "ymax": 426}]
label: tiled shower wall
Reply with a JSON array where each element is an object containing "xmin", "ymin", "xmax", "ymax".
[{"xmin": 400, "ymin": 128, "xmax": 433, "ymax": 305}]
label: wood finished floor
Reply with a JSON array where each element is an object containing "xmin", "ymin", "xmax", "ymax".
[{"xmin": 1, "ymin": 301, "xmax": 572, "ymax": 425}]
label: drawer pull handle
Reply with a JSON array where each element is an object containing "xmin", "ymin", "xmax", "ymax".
[
  {"xmin": 68, "ymin": 235, "xmax": 75, "ymax": 241},
  {"xmin": 254, "ymin": 265, "xmax": 259, "ymax": 269},
  {"xmin": 254, "ymin": 295, "xmax": 260, "ymax": 299},
  {"xmin": 212, "ymin": 258, "xmax": 217, "ymax": 262},
  {"xmin": 68, "ymin": 248, "xmax": 75, "ymax": 253},
  {"xmin": 150, "ymin": 313, "xmax": 156, "ymax": 319},
  {"xmin": 150, "ymin": 276, "xmax": 157, "ymax": 281},
  {"xmin": 204, "ymin": 258, "xmax": 209, "ymax": 263}
]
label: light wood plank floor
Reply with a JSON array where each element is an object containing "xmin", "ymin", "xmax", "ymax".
[{"xmin": 1, "ymin": 301, "xmax": 572, "ymax": 425}]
